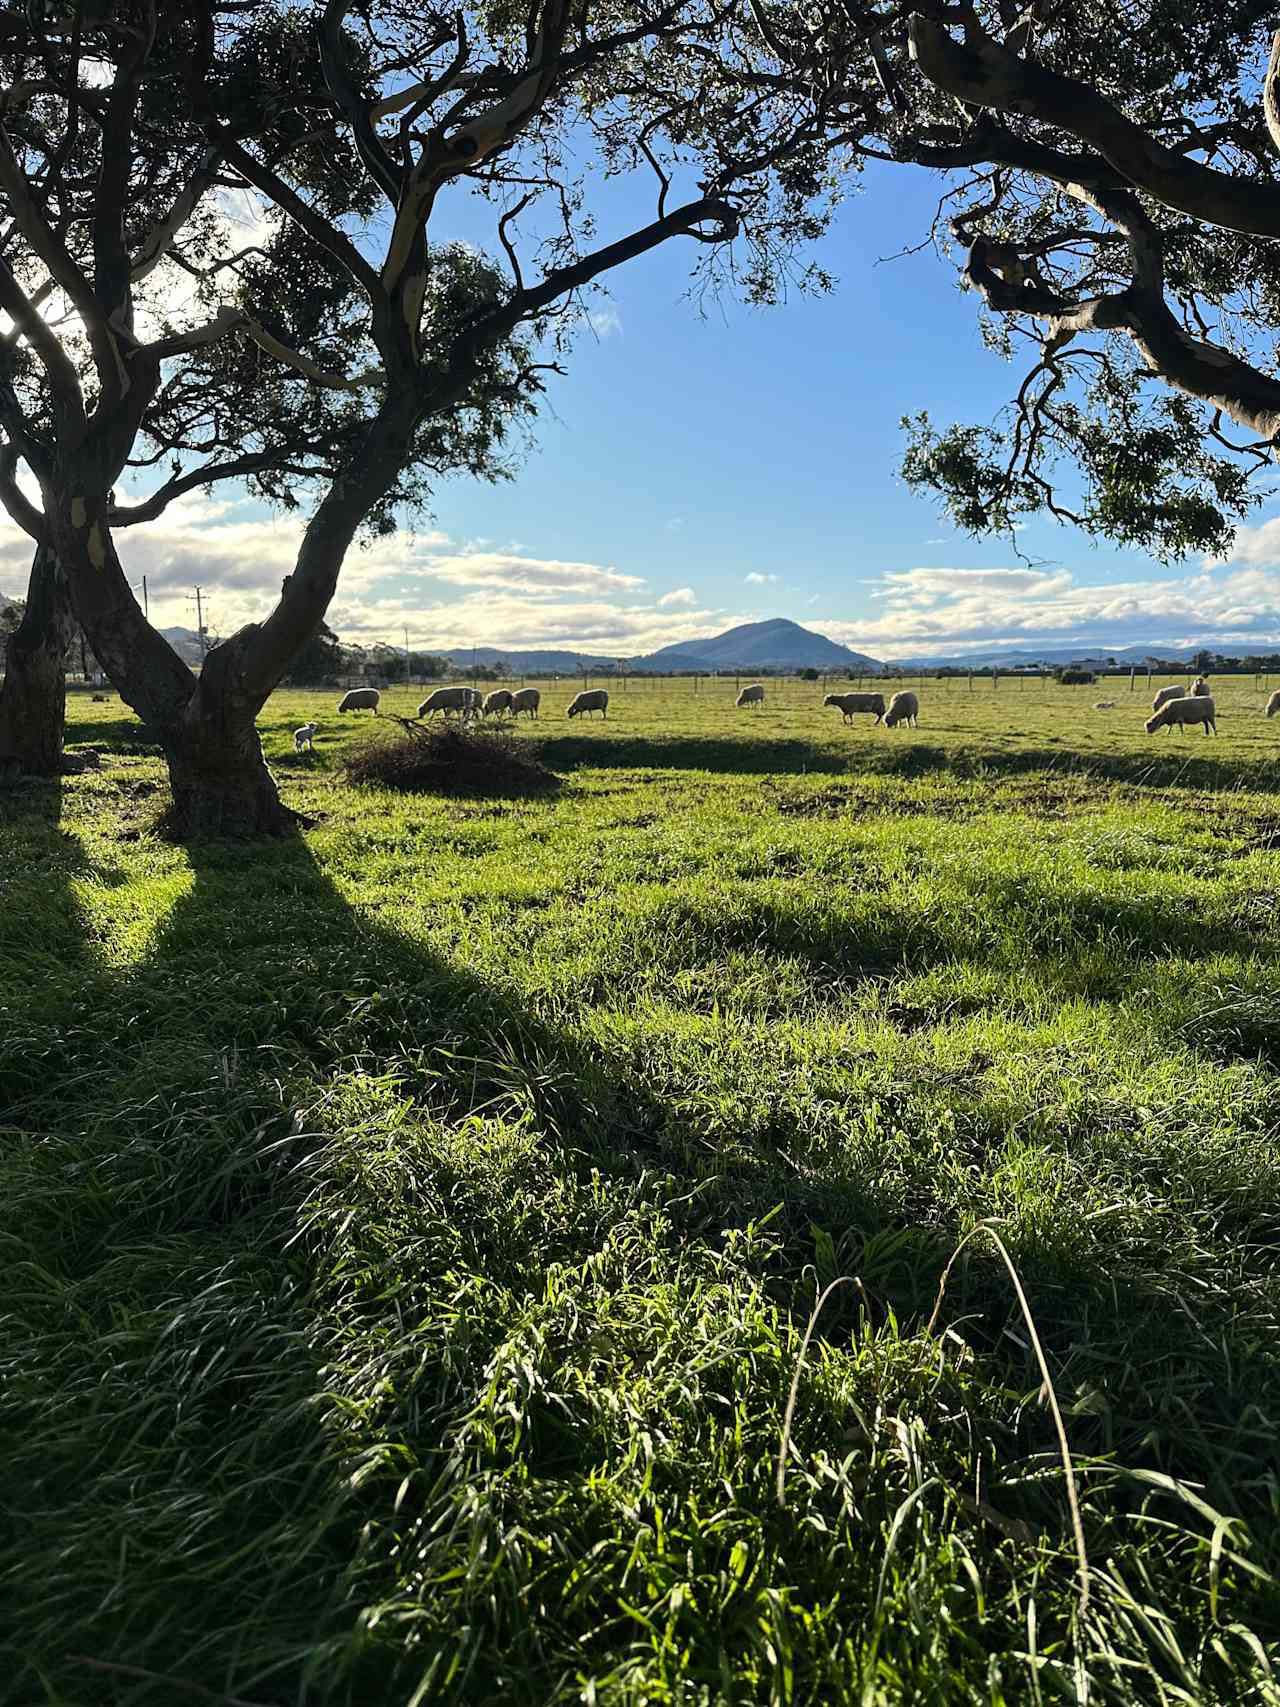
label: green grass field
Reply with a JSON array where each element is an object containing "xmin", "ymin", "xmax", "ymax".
[{"xmin": 5, "ymin": 673, "xmax": 1280, "ymax": 1704}]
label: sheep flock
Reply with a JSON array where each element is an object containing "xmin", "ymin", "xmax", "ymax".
[{"xmin": 294, "ymin": 670, "xmax": 1280, "ymax": 752}]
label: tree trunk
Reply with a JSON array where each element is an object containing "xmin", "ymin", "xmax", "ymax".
[
  {"xmin": 0, "ymin": 543, "xmax": 75, "ymax": 775},
  {"xmin": 157, "ymin": 630, "xmax": 306, "ymax": 838},
  {"xmin": 161, "ymin": 720, "xmax": 298, "ymax": 838},
  {"xmin": 49, "ymin": 385, "xmax": 425, "ymax": 836}
]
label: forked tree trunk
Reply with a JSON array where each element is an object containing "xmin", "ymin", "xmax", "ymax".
[
  {"xmin": 0, "ymin": 543, "xmax": 75, "ymax": 775},
  {"xmin": 50, "ymin": 385, "xmax": 425, "ymax": 837},
  {"xmin": 159, "ymin": 632, "xmax": 303, "ymax": 838}
]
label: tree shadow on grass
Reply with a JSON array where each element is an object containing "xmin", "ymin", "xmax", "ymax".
[
  {"xmin": 532, "ymin": 731, "xmax": 848, "ymax": 776},
  {"xmin": 7, "ymin": 825, "xmax": 1280, "ymax": 1699},
  {"xmin": 852, "ymin": 740, "xmax": 1280, "ymax": 792}
]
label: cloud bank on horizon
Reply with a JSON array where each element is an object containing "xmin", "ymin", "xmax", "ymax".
[{"xmin": 3, "ymin": 490, "xmax": 1280, "ymax": 658}]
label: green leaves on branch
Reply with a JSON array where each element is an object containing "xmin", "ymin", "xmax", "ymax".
[{"xmin": 902, "ymin": 388, "xmax": 1264, "ymax": 562}]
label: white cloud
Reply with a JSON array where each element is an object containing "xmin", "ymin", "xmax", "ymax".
[
  {"xmin": 745, "ymin": 571, "xmax": 779, "ymax": 586},
  {"xmin": 587, "ymin": 306, "xmax": 622, "ymax": 339},
  {"xmin": 0, "ymin": 492, "xmax": 729, "ymax": 657},
  {"xmin": 1212, "ymin": 516, "xmax": 1280, "ymax": 569},
  {"xmin": 819, "ymin": 554, "xmax": 1280, "ymax": 657}
]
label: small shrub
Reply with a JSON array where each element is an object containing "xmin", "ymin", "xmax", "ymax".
[
  {"xmin": 1058, "ymin": 668, "xmax": 1097, "ymax": 685},
  {"xmin": 341, "ymin": 719, "xmax": 561, "ymax": 796}
]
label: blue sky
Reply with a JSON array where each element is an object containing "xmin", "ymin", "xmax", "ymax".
[{"xmin": 3, "ymin": 158, "xmax": 1278, "ymax": 658}]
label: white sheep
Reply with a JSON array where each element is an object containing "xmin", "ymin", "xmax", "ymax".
[
  {"xmin": 293, "ymin": 722, "xmax": 319, "ymax": 752},
  {"xmin": 882, "ymin": 690, "xmax": 919, "ymax": 728},
  {"xmin": 1145, "ymin": 695, "xmax": 1216, "ymax": 735},
  {"xmin": 511, "ymin": 687, "xmax": 541, "ymax": 719},
  {"xmin": 482, "ymin": 689, "xmax": 514, "ymax": 717},
  {"xmin": 736, "ymin": 683, "xmax": 765, "ymax": 709},
  {"xmin": 823, "ymin": 691, "xmax": 885, "ymax": 724},
  {"xmin": 567, "ymin": 688, "xmax": 609, "ymax": 719},
  {"xmin": 1190, "ymin": 677, "xmax": 1211, "ymax": 696},
  {"xmin": 337, "ymin": 687, "xmax": 380, "ymax": 714},
  {"xmin": 1151, "ymin": 683, "xmax": 1188, "ymax": 713},
  {"xmin": 1267, "ymin": 689, "xmax": 1280, "ymax": 718},
  {"xmin": 418, "ymin": 685, "xmax": 475, "ymax": 718}
]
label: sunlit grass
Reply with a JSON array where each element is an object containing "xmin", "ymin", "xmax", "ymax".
[{"xmin": 3, "ymin": 676, "xmax": 1280, "ymax": 1702}]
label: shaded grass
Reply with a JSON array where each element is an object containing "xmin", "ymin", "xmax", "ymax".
[{"xmin": 4, "ymin": 682, "xmax": 1280, "ymax": 1701}]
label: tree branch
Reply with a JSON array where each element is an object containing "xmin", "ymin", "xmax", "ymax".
[
  {"xmin": 110, "ymin": 451, "xmax": 320, "ymax": 527},
  {"xmin": 203, "ymin": 125, "xmax": 383, "ymax": 299},
  {"xmin": 130, "ymin": 147, "xmax": 222, "ymax": 282},
  {"xmin": 0, "ymin": 442, "xmax": 46, "ymax": 542},
  {"xmin": 135, "ymin": 306, "xmax": 384, "ymax": 391},
  {"xmin": 907, "ymin": 15, "xmax": 1280, "ymax": 242}
]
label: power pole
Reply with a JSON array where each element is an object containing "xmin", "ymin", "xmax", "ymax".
[
  {"xmin": 404, "ymin": 627, "xmax": 411, "ymax": 686},
  {"xmin": 141, "ymin": 574, "xmax": 148, "ymax": 620},
  {"xmin": 189, "ymin": 585, "xmax": 209, "ymax": 658}
]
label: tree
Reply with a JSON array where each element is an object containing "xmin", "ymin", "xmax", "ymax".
[
  {"xmin": 0, "ymin": 2, "xmax": 842, "ymax": 834},
  {"xmin": 755, "ymin": 3, "xmax": 1280, "ymax": 566},
  {"xmin": 284, "ymin": 619, "xmax": 344, "ymax": 686}
]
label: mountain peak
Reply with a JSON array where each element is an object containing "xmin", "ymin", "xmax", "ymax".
[{"xmin": 634, "ymin": 618, "xmax": 881, "ymax": 672}]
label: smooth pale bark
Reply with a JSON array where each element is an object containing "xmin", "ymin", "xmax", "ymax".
[{"xmin": 0, "ymin": 543, "xmax": 74, "ymax": 775}]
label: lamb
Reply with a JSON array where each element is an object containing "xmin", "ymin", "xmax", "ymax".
[
  {"xmin": 1267, "ymin": 689, "xmax": 1280, "ymax": 718},
  {"xmin": 293, "ymin": 722, "xmax": 319, "ymax": 752},
  {"xmin": 823, "ymin": 691, "xmax": 884, "ymax": 724},
  {"xmin": 418, "ymin": 685, "xmax": 475, "ymax": 718},
  {"xmin": 567, "ymin": 688, "xmax": 609, "ymax": 719},
  {"xmin": 511, "ymin": 687, "xmax": 541, "ymax": 719},
  {"xmin": 736, "ymin": 683, "xmax": 765, "ymax": 709},
  {"xmin": 1190, "ymin": 676, "xmax": 1211, "ymax": 697},
  {"xmin": 337, "ymin": 687, "xmax": 380, "ymax": 714},
  {"xmin": 1151, "ymin": 683, "xmax": 1188, "ymax": 713},
  {"xmin": 482, "ymin": 689, "xmax": 514, "ymax": 717},
  {"xmin": 1145, "ymin": 695, "xmax": 1216, "ymax": 736},
  {"xmin": 882, "ymin": 690, "xmax": 919, "ymax": 728}
]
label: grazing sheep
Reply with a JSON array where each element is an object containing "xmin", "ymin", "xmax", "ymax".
[
  {"xmin": 1267, "ymin": 689, "xmax": 1280, "ymax": 718},
  {"xmin": 1151, "ymin": 683, "xmax": 1188, "ymax": 713},
  {"xmin": 511, "ymin": 687, "xmax": 540, "ymax": 719},
  {"xmin": 567, "ymin": 688, "xmax": 609, "ymax": 719},
  {"xmin": 293, "ymin": 721, "xmax": 319, "ymax": 752},
  {"xmin": 337, "ymin": 686, "xmax": 380, "ymax": 714},
  {"xmin": 1190, "ymin": 676, "xmax": 1211, "ymax": 697},
  {"xmin": 418, "ymin": 685, "xmax": 475, "ymax": 718},
  {"xmin": 882, "ymin": 690, "xmax": 919, "ymax": 728},
  {"xmin": 823, "ymin": 691, "xmax": 885, "ymax": 724},
  {"xmin": 1145, "ymin": 695, "xmax": 1216, "ymax": 736},
  {"xmin": 736, "ymin": 683, "xmax": 765, "ymax": 709},
  {"xmin": 1093, "ymin": 700, "xmax": 1117, "ymax": 710},
  {"xmin": 482, "ymin": 689, "xmax": 514, "ymax": 717}
]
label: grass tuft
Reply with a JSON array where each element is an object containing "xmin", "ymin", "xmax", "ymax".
[{"xmin": 341, "ymin": 719, "xmax": 561, "ymax": 797}]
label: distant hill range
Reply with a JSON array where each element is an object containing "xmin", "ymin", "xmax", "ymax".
[
  {"xmin": 446, "ymin": 619, "xmax": 883, "ymax": 675},
  {"xmin": 159, "ymin": 626, "xmax": 208, "ymax": 664},
  {"xmin": 895, "ymin": 642, "xmax": 1210, "ymax": 668}
]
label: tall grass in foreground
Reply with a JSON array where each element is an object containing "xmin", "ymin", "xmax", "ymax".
[{"xmin": 3, "ymin": 687, "xmax": 1280, "ymax": 1702}]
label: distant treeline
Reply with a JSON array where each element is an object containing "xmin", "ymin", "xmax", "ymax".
[{"xmin": 278, "ymin": 625, "xmax": 1280, "ymax": 687}]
